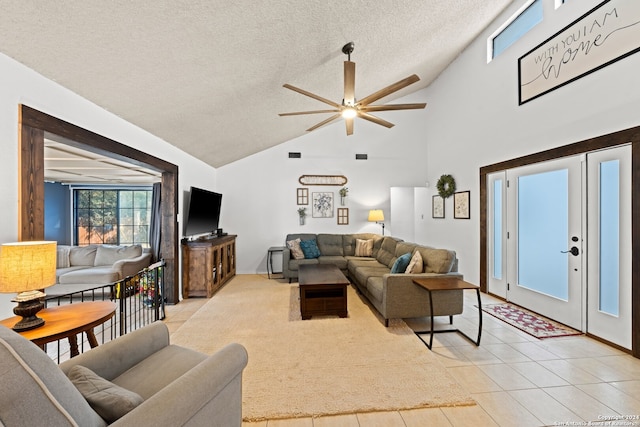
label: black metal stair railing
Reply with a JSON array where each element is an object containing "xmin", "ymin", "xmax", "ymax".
[{"xmin": 43, "ymin": 259, "xmax": 166, "ymax": 363}]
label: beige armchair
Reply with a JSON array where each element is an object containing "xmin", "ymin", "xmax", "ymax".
[{"xmin": 0, "ymin": 321, "xmax": 247, "ymax": 426}]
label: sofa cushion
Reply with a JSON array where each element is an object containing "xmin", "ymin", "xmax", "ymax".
[
  {"xmin": 69, "ymin": 245, "xmax": 98, "ymax": 267},
  {"xmin": 342, "ymin": 234, "xmax": 382, "ymax": 256},
  {"xmin": 316, "ymin": 234, "xmax": 344, "ymax": 256},
  {"xmin": 376, "ymin": 237, "xmax": 398, "ymax": 268},
  {"xmin": 56, "ymin": 245, "xmax": 72, "ymax": 269},
  {"xmin": 416, "ymin": 247, "xmax": 456, "ymax": 274},
  {"xmin": 94, "ymin": 245, "xmax": 142, "ymax": 267},
  {"xmin": 287, "ymin": 258, "xmax": 320, "ymax": 271},
  {"xmin": 353, "ymin": 265, "xmax": 390, "ymax": 289},
  {"xmin": 355, "ymin": 239, "xmax": 373, "ymax": 257},
  {"xmin": 395, "ymin": 242, "xmax": 417, "ymax": 258},
  {"xmin": 112, "ymin": 345, "xmax": 207, "ymax": 399},
  {"xmin": 0, "ymin": 326, "xmax": 106, "ymax": 427},
  {"xmin": 286, "ymin": 238, "xmax": 305, "ymax": 260},
  {"xmin": 299, "ymin": 239, "xmax": 321, "ymax": 259},
  {"xmin": 366, "ymin": 277, "xmax": 384, "ymax": 303},
  {"xmin": 390, "ymin": 253, "xmax": 412, "ymax": 274},
  {"xmin": 68, "ymin": 365, "xmax": 143, "ymax": 423},
  {"xmin": 58, "ymin": 267, "xmax": 121, "ymax": 285},
  {"xmin": 318, "ymin": 256, "xmax": 348, "ymax": 270},
  {"xmin": 405, "ymin": 250, "xmax": 424, "ymax": 274}
]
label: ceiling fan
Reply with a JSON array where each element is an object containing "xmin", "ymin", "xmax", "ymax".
[{"xmin": 279, "ymin": 42, "xmax": 426, "ymax": 136}]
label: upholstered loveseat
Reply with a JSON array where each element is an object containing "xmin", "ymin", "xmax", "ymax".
[
  {"xmin": 0, "ymin": 321, "xmax": 248, "ymax": 426},
  {"xmin": 54, "ymin": 244, "xmax": 152, "ymax": 286},
  {"xmin": 283, "ymin": 233, "xmax": 463, "ymax": 326}
]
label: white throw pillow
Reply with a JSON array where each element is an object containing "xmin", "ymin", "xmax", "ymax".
[
  {"xmin": 355, "ymin": 239, "xmax": 373, "ymax": 257},
  {"xmin": 405, "ymin": 250, "xmax": 423, "ymax": 274},
  {"xmin": 287, "ymin": 238, "xmax": 305, "ymax": 260}
]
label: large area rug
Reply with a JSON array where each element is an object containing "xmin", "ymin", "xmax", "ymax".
[
  {"xmin": 482, "ymin": 303, "xmax": 582, "ymax": 339},
  {"xmin": 170, "ymin": 275, "xmax": 474, "ymax": 421}
]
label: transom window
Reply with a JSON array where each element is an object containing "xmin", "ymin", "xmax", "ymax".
[
  {"xmin": 488, "ymin": 0, "xmax": 543, "ymax": 60},
  {"xmin": 73, "ymin": 188, "xmax": 152, "ymax": 247}
]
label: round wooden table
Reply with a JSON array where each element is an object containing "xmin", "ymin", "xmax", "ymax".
[{"xmin": 0, "ymin": 301, "xmax": 117, "ymax": 357}]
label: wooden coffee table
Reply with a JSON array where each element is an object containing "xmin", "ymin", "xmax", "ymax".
[
  {"xmin": 298, "ymin": 264, "xmax": 349, "ymax": 319},
  {"xmin": 0, "ymin": 301, "xmax": 117, "ymax": 357}
]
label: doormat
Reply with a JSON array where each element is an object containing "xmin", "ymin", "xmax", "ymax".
[{"xmin": 482, "ymin": 303, "xmax": 582, "ymax": 339}]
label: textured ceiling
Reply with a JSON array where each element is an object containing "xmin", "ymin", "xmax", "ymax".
[{"xmin": 0, "ymin": 1, "xmax": 512, "ymax": 168}]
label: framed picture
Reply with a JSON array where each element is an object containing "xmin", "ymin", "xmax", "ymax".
[
  {"xmin": 432, "ymin": 195, "xmax": 444, "ymax": 219},
  {"xmin": 337, "ymin": 208, "xmax": 349, "ymax": 225},
  {"xmin": 296, "ymin": 188, "xmax": 308, "ymax": 205},
  {"xmin": 312, "ymin": 192, "xmax": 334, "ymax": 218},
  {"xmin": 454, "ymin": 191, "xmax": 470, "ymax": 219},
  {"xmin": 519, "ymin": 0, "xmax": 640, "ymax": 104}
]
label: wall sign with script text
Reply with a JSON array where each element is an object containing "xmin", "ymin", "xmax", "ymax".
[{"xmin": 518, "ymin": 0, "xmax": 640, "ymax": 104}]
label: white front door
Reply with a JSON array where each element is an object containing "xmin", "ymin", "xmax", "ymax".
[
  {"xmin": 506, "ymin": 155, "xmax": 583, "ymax": 329},
  {"xmin": 586, "ymin": 145, "xmax": 632, "ymax": 349}
]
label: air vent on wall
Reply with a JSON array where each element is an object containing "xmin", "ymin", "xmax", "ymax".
[
  {"xmin": 289, "ymin": 152, "xmax": 302, "ymax": 159},
  {"xmin": 355, "ymin": 154, "xmax": 368, "ymax": 160}
]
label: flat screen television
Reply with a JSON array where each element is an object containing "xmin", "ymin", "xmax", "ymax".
[{"xmin": 184, "ymin": 187, "xmax": 222, "ymax": 238}]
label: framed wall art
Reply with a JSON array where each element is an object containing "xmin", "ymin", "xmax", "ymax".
[
  {"xmin": 454, "ymin": 191, "xmax": 470, "ymax": 219},
  {"xmin": 519, "ymin": 0, "xmax": 640, "ymax": 104},
  {"xmin": 312, "ymin": 192, "xmax": 334, "ymax": 218},
  {"xmin": 296, "ymin": 188, "xmax": 308, "ymax": 205},
  {"xmin": 337, "ymin": 208, "xmax": 349, "ymax": 225},
  {"xmin": 432, "ymin": 195, "xmax": 445, "ymax": 219}
]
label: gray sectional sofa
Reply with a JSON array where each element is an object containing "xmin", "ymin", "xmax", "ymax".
[
  {"xmin": 283, "ymin": 233, "xmax": 463, "ymax": 326},
  {"xmin": 54, "ymin": 244, "xmax": 152, "ymax": 285}
]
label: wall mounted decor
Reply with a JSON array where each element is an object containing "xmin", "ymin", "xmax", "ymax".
[
  {"xmin": 312, "ymin": 192, "xmax": 334, "ymax": 218},
  {"xmin": 454, "ymin": 191, "xmax": 470, "ymax": 219},
  {"xmin": 299, "ymin": 175, "xmax": 348, "ymax": 186},
  {"xmin": 337, "ymin": 208, "xmax": 349, "ymax": 225},
  {"xmin": 432, "ymin": 195, "xmax": 445, "ymax": 219},
  {"xmin": 437, "ymin": 174, "xmax": 456, "ymax": 198},
  {"xmin": 297, "ymin": 188, "xmax": 308, "ymax": 205},
  {"xmin": 298, "ymin": 207, "xmax": 307, "ymax": 225},
  {"xmin": 519, "ymin": 0, "xmax": 640, "ymax": 104}
]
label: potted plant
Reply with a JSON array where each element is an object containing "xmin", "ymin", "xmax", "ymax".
[
  {"xmin": 297, "ymin": 207, "xmax": 307, "ymax": 225},
  {"xmin": 339, "ymin": 187, "xmax": 349, "ymax": 205}
]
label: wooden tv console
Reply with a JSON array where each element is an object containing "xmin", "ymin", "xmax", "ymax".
[{"xmin": 181, "ymin": 235, "xmax": 236, "ymax": 298}]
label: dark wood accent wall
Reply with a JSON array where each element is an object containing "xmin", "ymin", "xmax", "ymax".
[
  {"xmin": 18, "ymin": 105, "xmax": 180, "ymax": 304},
  {"xmin": 479, "ymin": 125, "xmax": 640, "ymax": 357}
]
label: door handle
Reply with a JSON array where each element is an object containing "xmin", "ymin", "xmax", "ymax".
[{"xmin": 561, "ymin": 247, "xmax": 579, "ymax": 256}]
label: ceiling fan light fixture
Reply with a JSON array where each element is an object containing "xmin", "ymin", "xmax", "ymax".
[{"xmin": 341, "ymin": 107, "xmax": 357, "ymax": 119}]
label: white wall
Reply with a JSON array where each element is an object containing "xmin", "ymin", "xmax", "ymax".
[
  {"xmin": 422, "ymin": 0, "xmax": 640, "ymax": 283},
  {"xmin": 0, "ymin": 53, "xmax": 218, "ymax": 317}
]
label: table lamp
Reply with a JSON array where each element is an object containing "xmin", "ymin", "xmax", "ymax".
[
  {"xmin": 368, "ymin": 209, "xmax": 385, "ymax": 235},
  {"xmin": 0, "ymin": 241, "xmax": 57, "ymax": 331}
]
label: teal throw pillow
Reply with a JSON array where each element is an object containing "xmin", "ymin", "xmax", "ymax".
[
  {"xmin": 390, "ymin": 252, "xmax": 412, "ymax": 274},
  {"xmin": 300, "ymin": 239, "xmax": 321, "ymax": 259}
]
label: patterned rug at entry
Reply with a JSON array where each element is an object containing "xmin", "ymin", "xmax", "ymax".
[{"xmin": 482, "ymin": 303, "xmax": 582, "ymax": 339}]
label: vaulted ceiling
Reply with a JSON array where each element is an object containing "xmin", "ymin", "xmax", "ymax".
[{"xmin": 1, "ymin": 1, "xmax": 513, "ymax": 169}]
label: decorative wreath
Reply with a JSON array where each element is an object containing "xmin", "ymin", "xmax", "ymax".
[{"xmin": 436, "ymin": 174, "xmax": 456, "ymax": 199}]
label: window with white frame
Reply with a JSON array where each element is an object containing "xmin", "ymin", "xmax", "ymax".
[{"xmin": 488, "ymin": 0, "xmax": 543, "ymax": 61}]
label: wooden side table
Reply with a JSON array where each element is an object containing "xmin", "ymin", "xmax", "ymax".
[
  {"xmin": 267, "ymin": 246, "xmax": 285, "ymax": 279},
  {"xmin": 0, "ymin": 301, "xmax": 117, "ymax": 357},
  {"xmin": 412, "ymin": 277, "xmax": 483, "ymax": 349}
]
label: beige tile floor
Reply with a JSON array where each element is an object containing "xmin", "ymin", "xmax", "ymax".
[{"xmin": 164, "ymin": 279, "xmax": 640, "ymax": 427}]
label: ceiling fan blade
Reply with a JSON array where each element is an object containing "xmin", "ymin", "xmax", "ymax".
[
  {"xmin": 283, "ymin": 84, "xmax": 341, "ymax": 108},
  {"xmin": 357, "ymin": 112, "xmax": 394, "ymax": 128},
  {"xmin": 344, "ymin": 61, "xmax": 355, "ymax": 104},
  {"xmin": 358, "ymin": 74, "xmax": 421, "ymax": 106},
  {"xmin": 279, "ymin": 109, "xmax": 340, "ymax": 116},
  {"xmin": 345, "ymin": 117, "xmax": 354, "ymax": 135},
  {"xmin": 359, "ymin": 103, "xmax": 427, "ymax": 112},
  {"xmin": 306, "ymin": 113, "xmax": 342, "ymax": 132}
]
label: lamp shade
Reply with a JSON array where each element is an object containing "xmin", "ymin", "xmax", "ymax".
[
  {"xmin": 0, "ymin": 241, "xmax": 57, "ymax": 293},
  {"xmin": 368, "ymin": 209, "xmax": 384, "ymax": 222}
]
